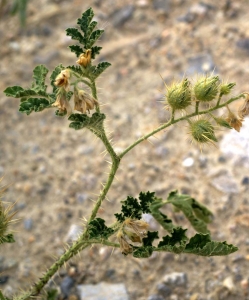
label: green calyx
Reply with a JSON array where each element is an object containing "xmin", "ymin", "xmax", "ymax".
[
  {"xmin": 219, "ymin": 83, "xmax": 236, "ymax": 96},
  {"xmin": 194, "ymin": 76, "xmax": 220, "ymax": 102},
  {"xmin": 190, "ymin": 119, "xmax": 217, "ymax": 143},
  {"xmin": 166, "ymin": 79, "xmax": 192, "ymax": 110}
]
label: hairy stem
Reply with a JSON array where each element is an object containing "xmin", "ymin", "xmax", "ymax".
[{"xmin": 120, "ymin": 94, "xmax": 245, "ymax": 158}]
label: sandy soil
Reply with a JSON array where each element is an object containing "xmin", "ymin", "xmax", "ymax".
[{"xmin": 1, "ymin": 0, "xmax": 249, "ymax": 299}]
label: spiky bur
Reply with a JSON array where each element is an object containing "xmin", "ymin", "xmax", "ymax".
[
  {"xmin": 194, "ymin": 75, "xmax": 220, "ymax": 102},
  {"xmin": 219, "ymin": 83, "xmax": 236, "ymax": 96},
  {"xmin": 166, "ymin": 79, "xmax": 192, "ymax": 110},
  {"xmin": 0, "ymin": 182, "xmax": 16, "ymax": 244},
  {"xmin": 189, "ymin": 119, "xmax": 217, "ymax": 145}
]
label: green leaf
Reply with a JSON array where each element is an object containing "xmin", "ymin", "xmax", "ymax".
[
  {"xmin": 92, "ymin": 62, "xmax": 111, "ymax": 78},
  {"xmin": 66, "ymin": 28, "xmax": 84, "ymax": 44},
  {"xmin": 68, "ymin": 45, "xmax": 84, "ymax": 57},
  {"xmin": 86, "ymin": 29, "xmax": 104, "ymax": 49},
  {"xmin": 88, "ymin": 218, "xmax": 114, "ymax": 239},
  {"xmin": 143, "ymin": 231, "xmax": 159, "ymax": 247},
  {"xmin": 157, "ymin": 227, "xmax": 188, "ymax": 254},
  {"xmin": 68, "ymin": 112, "xmax": 106, "ymax": 133},
  {"xmin": 133, "ymin": 246, "xmax": 154, "ymax": 258},
  {"xmin": 67, "ymin": 65, "xmax": 84, "ymax": 77},
  {"xmin": 77, "ymin": 8, "xmax": 94, "ymax": 34},
  {"xmin": 4, "ymin": 86, "xmax": 25, "ymax": 98},
  {"xmin": 167, "ymin": 191, "xmax": 212, "ymax": 233},
  {"xmin": 19, "ymin": 98, "xmax": 50, "ymax": 115},
  {"xmin": 32, "ymin": 65, "xmax": 49, "ymax": 92},
  {"xmin": 86, "ymin": 21, "xmax": 97, "ymax": 39},
  {"xmin": 0, "ymin": 233, "xmax": 15, "ymax": 244},
  {"xmin": 115, "ymin": 191, "xmax": 156, "ymax": 222},
  {"xmin": 91, "ymin": 46, "xmax": 102, "ymax": 59},
  {"xmin": 184, "ymin": 234, "xmax": 238, "ymax": 256},
  {"xmin": 139, "ymin": 191, "xmax": 155, "ymax": 214}
]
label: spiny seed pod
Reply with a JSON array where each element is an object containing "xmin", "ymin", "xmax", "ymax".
[
  {"xmin": 166, "ymin": 79, "xmax": 192, "ymax": 110},
  {"xmin": 220, "ymin": 83, "xmax": 236, "ymax": 96},
  {"xmin": 189, "ymin": 119, "xmax": 217, "ymax": 144},
  {"xmin": 194, "ymin": 75, "xmax": 220, "ymax": 102}
]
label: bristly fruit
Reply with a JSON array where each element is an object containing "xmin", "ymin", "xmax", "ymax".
[
  {"xmin": 194, "ymin": 75, "xmax": 220, "ymax": 102},
  {"xmin": 166, "ymin": 79, "xmax": 192, "ymax": 110},
  {"xmin": 219, "ymin": 82, "xmax": 236, "ymax": 96},
  {"xmin": 189, "ymin": 119, "xmax": 217, "ymax": 144}
]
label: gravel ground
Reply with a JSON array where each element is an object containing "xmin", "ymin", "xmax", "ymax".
[{"xmin": 1, "ymin": 0, "xmax": 249, "ymax": 299}]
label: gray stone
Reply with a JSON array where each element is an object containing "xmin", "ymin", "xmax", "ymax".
[
  {"xmin": 77, "ymin": 282, "xmax": 129, "ymax": 300},
  {"xmin": 186, "ymin": 53, "xmax": 216, "ymax": 75},
  {"xmin": 111, "ymin": 5, "xmax": 134, "ymax": 27},
  {"xmin": 162, "ymin": 272, "xmax": 187, "ymax": 286},
  {"xmin": 211, "ymin": 173, "xmax": 239, "ymax": 194},
  {"xmin": 157, "ymin": 282, "xmax": 172, "ymax": 297},
  {"xmin": 24, "ymin": 218, "xmax": 33, "ymax": 231},
  {"xmin": 153, "ymin": 0, "xmax": 171, "ymax": 13},
  {"xmin": 147, "ymin": 295, "xmax": 164, "ymax": 300},
  {"xmin": 60, "ymin": 276, "xmax": 75, "ymax": 297},
  {"xmin": 236, "ymin": 38, "xmax": 249, "ymax": 52}
]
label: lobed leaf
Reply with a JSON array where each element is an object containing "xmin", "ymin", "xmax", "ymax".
[
  {"xmin": 19, "ymin": 98, "xmax": 50, "ymax": 115},
  {"xmin": 32, "ymin": 65, "xmax": 49, "ymax": 92},
  {"xmin": 77, "ymin": 8, "xmax": 94, "ymax": 35},
  {"xmin": 150, "ymin": 197, "xmax": 176, "ymax": 232},
  {"xmin": 68, "ymin": 112, "xmax": 106, "ymax": 131},
  {"xmin": 91, "ymin": 62, "xmax": 111, "ymax": 78},
  {"xmin": 66, "ymin": 28, "xmax": 85, "ymax": 44},
  {"xmin": 88, "ymin": 218, "xmax": 114, "ymax": 239},
  {"xmin": 184, "ymin": 233, "xmax": 238, "ymax": 256},
  {"xmin": 68, "ymin": 45, "xmax": 84, "ymax": 57},
  {"xmin": 115, "ymin": 191, "xmax": 155, "ymax": 222},
  {"xmin": 167, "ymin": 191, "xmax": 212, "ymax": 233},
  {"xmin": 157, "ymin": 227, "xmax": 188, "ymax": 254},
  {"xmin": 86, "ymin": 29, "xmax": 104, "ymax": 49},
  {"xmin": 91, "ymin": 46, "xmax": 102, "ymax": 59}
]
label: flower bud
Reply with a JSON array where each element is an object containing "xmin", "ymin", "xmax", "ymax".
[
  {"xmin": 225, "ymin": 109, "xmax": 243, "ymax": 132},
  {"xmin": 219, "ymin": 83, "xmax": 236, "ymax": 96},
  {"xmin": 166, "ymin": 79, "xmax": 192, "ymax": 110},
  {"xmin": 52, "ymin": 90, "xmax": 72, "ymax": 116},
  {"xmin": 194, "ymin": 75, "xmax": 220, "ymax": 102},
  {"xmin": 76, "ymin": 49, "xmax": 92, "ymax": 67},
  {"xmin": 74, "ymin": 89, "xmax": 98, "ymax": 114},
  {"xmin": 189, "ymin": 119, "xmax": 217, "ymax": 144},
  {"xmin": 54, "ymin": 69, "xmax": 71, "ymax": 92}
]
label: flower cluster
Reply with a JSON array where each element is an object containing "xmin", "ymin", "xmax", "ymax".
[
  {"xmin": 52, "ymin": 68, "xmax": 98, "ymax": 115},
  {"xmin": 117, "ymin": 218, "xmax": 149, "ymax": 255}
]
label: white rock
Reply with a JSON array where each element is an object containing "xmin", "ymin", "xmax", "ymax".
[
  {"xmin": 182, "ymin": 157, "xmax": 194, "ymax": 167},
  {"xmin": 77, "ymin": 282, "xmax": 129, "ymax": 300}
]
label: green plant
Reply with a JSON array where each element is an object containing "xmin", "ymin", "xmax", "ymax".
[{"xmin": 2, "ymin": 7, "xmax": 249, "ymax": 299}]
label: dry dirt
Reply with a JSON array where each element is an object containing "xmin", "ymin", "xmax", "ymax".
[{"xmin": 1, "ymin": 0, "xmax": 249, "ymax": 299}]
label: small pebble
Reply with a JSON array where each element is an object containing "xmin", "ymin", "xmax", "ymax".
[
  {"xmin": 60, "ymin": 276, "xmax": 75, "ymax": 298},
  {"xmin": 147, "ymin": 295, "xmax": 164, "ymax": 300},
  {"xmin": 182, "ymin": 157, "xmax": 194, "ymax": 167},
  {"xmin": 157, "ymin": 282, "xmax": 172, "ymax": 297},
  {"xmin": 162, "ymin": 272, "xmax": 187, "ymax": 286},
  {"xmin": 24, "ymin": 218, "xmax": 33, "ymax": 231}
]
